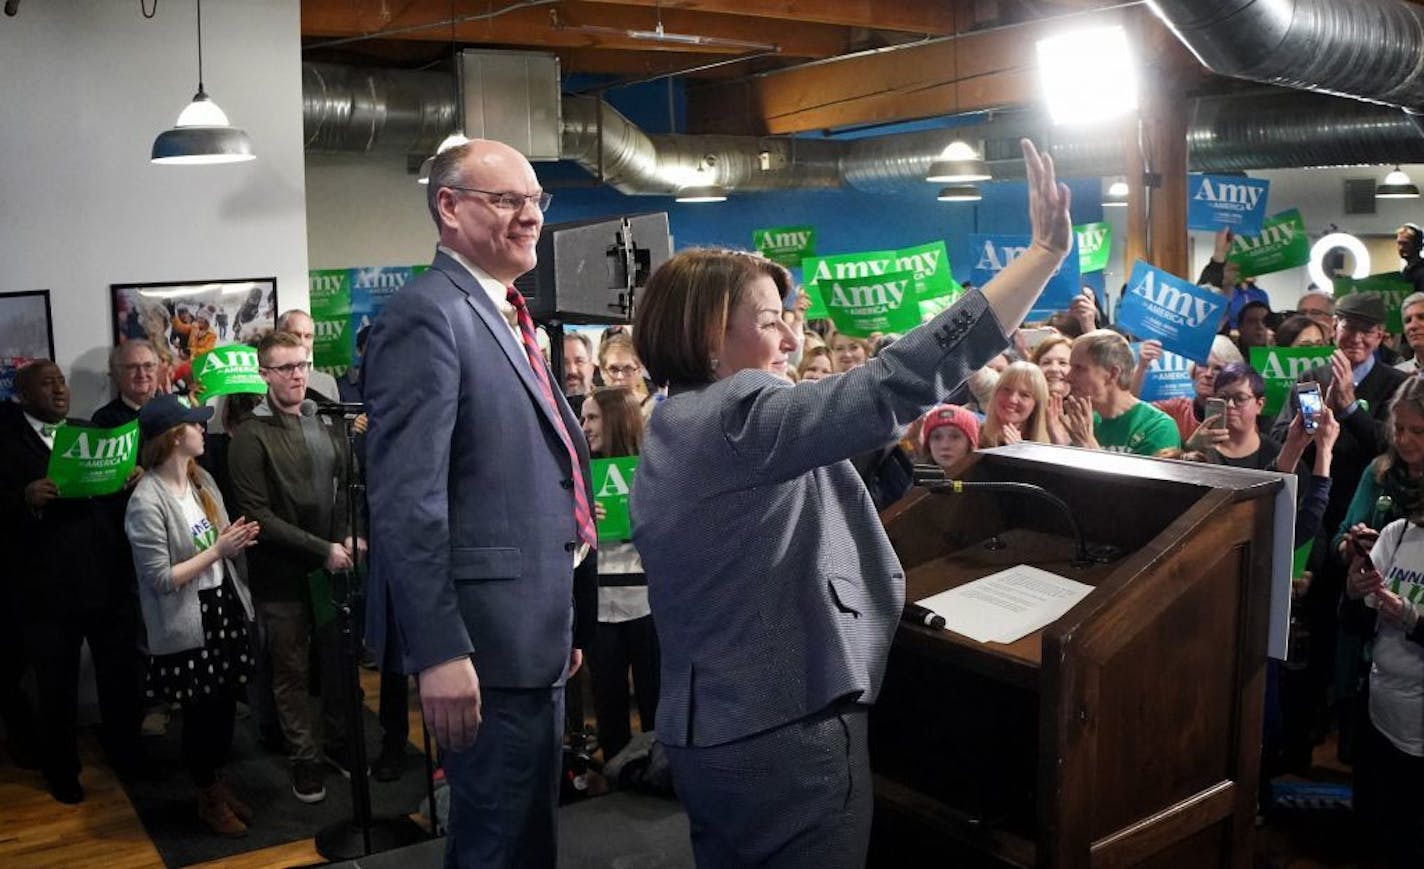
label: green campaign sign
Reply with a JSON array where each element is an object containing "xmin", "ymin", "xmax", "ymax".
[
  {"xmin": 1074, "ymin": 222, "xmax": 1112, "ymax": 274},
  {"xmin": 591, "ymin": 456, "xmax": 638, "ymax": 542},
  {"xmin": 802, "ymin": 241, "xmax": 960, "ymax": 325},
  {"xmin": 1250, "ymin": 345, "xmax": 1335, "ymax": 417},
  {"xmin": 1293, "ymin": 539, "xmax": 1314, "ymax": 580},
  {"xmin": 1226, "ymin": 209, "xmax": 1310, "ymax": 278},
  {"xmin": 803, "ymin": 283, "xmax": 830, "ymax": 320},
  {"xmin": 309, "ymin": 269, "xmax": 352, "ymax": 376},
  {"xmin": 195, "ymin": 344, "xmax": 266, "ymax": 399},
  {"xmin": 820, "ymin": 270, "xmax": 921, "ymax": 338},
  {"xmin": 753, "ymin": 225, "xmax": 816, "ymax": 267},
  {"xmin": 1333, "ymin": 272, "xmax": 1414, "ymax": 333},
  {"xmin": 47, "ymin": 421, "xmax": 139, "ymax": 498}
]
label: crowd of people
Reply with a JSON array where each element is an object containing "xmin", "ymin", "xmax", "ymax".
[{"xmin": 3, "ymin": 133, "xmax": 1423, "ymax": 867}]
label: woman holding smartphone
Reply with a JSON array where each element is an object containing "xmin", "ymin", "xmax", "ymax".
[{"xmin": 1187, "ymin": 364, "xmax": 1279, "ymax": 469}]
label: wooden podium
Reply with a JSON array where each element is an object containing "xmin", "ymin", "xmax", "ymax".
[{"xmin": 868, "ymin": 443, "xmax": 1283, "ymax": 869}]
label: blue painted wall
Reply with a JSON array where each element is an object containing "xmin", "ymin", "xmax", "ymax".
[{"xmin": 535, "ymin": 168, "xmax": 1104, "ymax": 286}]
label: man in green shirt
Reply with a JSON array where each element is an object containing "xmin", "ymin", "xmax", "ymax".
[{"xmin": 1065, "ymin": 329, "xmax": 1182, "ymax": 456}]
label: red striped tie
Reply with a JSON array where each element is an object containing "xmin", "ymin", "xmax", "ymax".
[{"xmin": 506, "ymin": 287, "xmax": 599, "ymax": 551}]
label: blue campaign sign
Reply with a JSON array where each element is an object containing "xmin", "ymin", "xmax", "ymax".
[
  {"xmin": 1187, "ymin": 174, "xmax": 1270, "ymax": 236},
  {"xmin": 1133, "ymin": 343, "xmax": 1196, "ymax": 402},
  {"xmin": 1116, "ymin": 261, "xmax": 1226, "ymax": 364},
  {"xmin": 968, "ymin": 233, "xmax": 1080, "ymax": 320}
]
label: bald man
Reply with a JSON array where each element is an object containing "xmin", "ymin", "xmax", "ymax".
[{"xmin": 364, "ymin": 139, "xmax": 597, "ymax": 867}]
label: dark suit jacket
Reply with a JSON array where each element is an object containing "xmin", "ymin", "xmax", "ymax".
[
  {"xmin": 1270, "ymin": 359, "xmax": 1408, "ymax": 538},
  {"xmin": 0, "ymin": 403, "xmax": 135, "ymax": 617},
  {"xmin": 363, "ymin": 250, "xmax": 596, "ymax": 688}
]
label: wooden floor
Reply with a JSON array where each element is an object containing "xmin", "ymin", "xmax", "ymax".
[
  {"xmin": 0, "ymin": 669, "xmax": 423, "ymax": 869},
  {"xmin": 0, "ymin": 671, "xmax": 1369, "ymax": 869}
]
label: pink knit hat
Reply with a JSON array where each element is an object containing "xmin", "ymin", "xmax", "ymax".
[{"xmin": 921, "ymin": 404, "xmax": 979, "ymax": 449}]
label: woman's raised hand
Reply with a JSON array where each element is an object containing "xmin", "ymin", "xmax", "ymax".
[
  {"xmin": 1022, "ymin": 139, "xmax": 1073, "ymax": 259},
  {"xmin": 215, "ymin": 516, "xmax": 261, "ymax": 559}
]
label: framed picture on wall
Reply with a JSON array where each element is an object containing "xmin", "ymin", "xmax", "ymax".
[
  {"xmin": 0, "ymin": 289, "xmax": 56, "ymax": 401},
  {"xmin": 110, "ymin": 277, "xmax": 278, "ymax": 394}
]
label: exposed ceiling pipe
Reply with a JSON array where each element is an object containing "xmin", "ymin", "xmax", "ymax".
[
  {"xmin": 1148, "ymin": 0, "xmax": 1424, "ymax": 119},
  {"xmin": 300, "ymin": 62, "xmax": 1424, "ymax": 196}
]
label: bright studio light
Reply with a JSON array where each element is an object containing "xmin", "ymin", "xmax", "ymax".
[
  {"xmin": 1309, "ymin": 232, "xmax": 1371, "ymax": 290},
  {"xmin": 1036, "ymin": 25, "xmax": 1138, "ymax": 126}
]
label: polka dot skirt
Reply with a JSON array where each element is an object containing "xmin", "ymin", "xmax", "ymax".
[{"xmin": 145, "ymin": 580, "xmax": 252, "ymax": 706}]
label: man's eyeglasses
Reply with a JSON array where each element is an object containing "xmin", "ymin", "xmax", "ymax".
[
  {"xmin": 261, "ymin": 361, "xmax": 312, "ymax": 378},
  {"xmin": 445, "ymin": 186, "xmax": 552, "ymax": 213},
  {"xmin": 1216, "ymin": 393, "xmax": 1259, "ymax": 407},
  {"xmin": 120, "ymin": 362, "xmax": 158, "ymax": 374}
]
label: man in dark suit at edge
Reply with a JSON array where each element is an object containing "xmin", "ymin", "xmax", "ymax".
[{"xmin": 363, "ymin": 138, "xmax": 597, "ymax": 868}]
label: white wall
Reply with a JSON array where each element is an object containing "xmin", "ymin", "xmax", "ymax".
[
  {"xmin": 0, "ymin": 0, "xmax": 308, "ymax": 415},
  {"xmin": 305, "ymin": 153, "xmax": 435, "ymax": 270}
]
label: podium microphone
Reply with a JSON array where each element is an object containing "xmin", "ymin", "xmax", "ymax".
[
  {"xmin": 918, "ymin": 476, "xmax": 1119, "ymax": 566},
  {"xmin": 313, "ymin": 400, "xmax": 365, "ymax": 417},
  {"xmin": 903, "ymin": 603, "xmax": 946, "ymax": 630}
]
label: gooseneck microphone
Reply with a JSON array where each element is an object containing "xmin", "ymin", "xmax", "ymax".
[{"xmin": 914, "ymin": 473, "xmax": 1120, "ymax": 566}]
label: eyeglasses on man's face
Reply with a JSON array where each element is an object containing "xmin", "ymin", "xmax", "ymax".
[
  {"xmin": 445, "ymin": 186, "xmax": 552, "ymax": 213},
  {"xmin": 261, "ymin": 361, "xmax": 312, "ymax": 378},
  {"xmin": 120, "ymin": 362, "xmax": 158, "ymax": 375},
  {"xmin": 1216, "ymin": 392, "xmax": 1259, "ymax": 407}
]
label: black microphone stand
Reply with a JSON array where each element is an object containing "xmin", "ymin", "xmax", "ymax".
[{"xmin": 315, "ymin": 408, "xmax": 427, "ymax": 861}]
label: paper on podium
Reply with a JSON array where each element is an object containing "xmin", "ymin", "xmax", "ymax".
[{"xmin": 916, "ymin": 564, "xmax": 1095, "ymax": 644}]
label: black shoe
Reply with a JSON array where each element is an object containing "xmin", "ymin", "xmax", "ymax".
[
  {"xmin": 372, "ymin": 745, "xmax": 405, "ymax": 782},
  {"xmin": 46, "ymin": 775, "xmax": 85, "ymax": 805},
  {"xmin": 323, "ymin": 746, "xmax": 368, "ymax": 780},
  {"xmin": 291, "ymin": 760, "xmax": 327, "ymax": 804}
]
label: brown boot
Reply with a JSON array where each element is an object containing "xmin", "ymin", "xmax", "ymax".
[
  {"xmin": 198, "ymin": 785, "xmax": 248, "ymax": 837},
  {"xmin": 209, "ymin": 776, "xmax": 253, "ymax": 824}
]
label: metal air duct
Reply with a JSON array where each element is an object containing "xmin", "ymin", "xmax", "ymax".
[
  {"xmin": 1149, "ymin": 0, "xmax": 1424, "ymax": 110},
  {"xmin": 300, "ymin": 63, "xmax": 1424, "ymax": 195}
]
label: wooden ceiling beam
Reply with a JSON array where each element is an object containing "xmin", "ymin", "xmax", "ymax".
[
  {"xmin": 687, "ymin": 6, "xmax": 1203, "ymax": 135},
  {"xmin": 301, "ymin": 0, "xmax": 853, "ymax": 58},
  {"xmin": 573, "ymin": 0, "xmax": 957, "ymax": 35}
]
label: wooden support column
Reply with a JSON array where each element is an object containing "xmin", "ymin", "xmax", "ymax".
[
  {"xmin": 1123, "ymin": 118, "xmax": 1148, "ymax": 284},
  {"xmin": 1145, "ymin": 100, "xmax": 1190, "ymax": 278}
]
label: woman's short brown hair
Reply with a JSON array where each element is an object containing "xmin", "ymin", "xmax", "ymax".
[{"xmin": 634, "ymin": 248, "xmax": 791, "ymax": 387}]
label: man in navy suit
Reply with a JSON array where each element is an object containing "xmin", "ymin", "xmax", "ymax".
[{"xmin": 363, "ymin": 138, "xmax": 596, "ymax": 868}]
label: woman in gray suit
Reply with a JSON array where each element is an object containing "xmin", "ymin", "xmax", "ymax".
[{"xmin": 628, "ymin": 139, "xmax": 1072, "ymax": 866}]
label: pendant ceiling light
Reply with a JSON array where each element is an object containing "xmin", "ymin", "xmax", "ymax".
[
  {"xmin": 417, "ymin": 5, "xmax": 467, "ymax": 185},
  {"xmin": 151, "ymin": 0, "xmax": 254, "ymax": 165},
  {"xmin": 926, "ymin": 16, "xmax": 990, "ymax": 187},
  {"xmin": 1103, "ymin": 177, "xmax": 1129, "ymax": 207},
  {"xmin": 1376, "ymin": 166, "xmax": 1420, "ymax": 199},
  {"xmin": 675, "ymin": 184, "xmax": 728, "ymax": 203},
  {"xmin": 937, "ymin": 184, "xmax": 983, "ymax": 203}
]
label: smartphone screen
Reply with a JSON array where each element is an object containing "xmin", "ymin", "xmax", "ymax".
[
  {"xmin": 1204, "ymin": 397, "xmax": 1227, "ymax": 427},
  {"xmin": 1297, "ymin": 385, "xmax": 1323, "ymax": 433}
]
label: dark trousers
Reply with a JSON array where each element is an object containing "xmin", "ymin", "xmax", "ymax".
[
  {"xmin": 589, "ymin": 615, "xmax": 660, "ymax": 760},
  {"xmin": 23, "ymin": 606, "xmax": 142, "ymax": 782},
  {"xmin": 665, "ymin": 702, "xmax": 872, "ymax": 868},
  {"xmin": 378, "ymin": 669, "xmax": 410, "ymax": 752},
  {"xmin": 1354, "ymin": 719, "xmax": 1424, "ymax": 869},
  {"xmin": 442, "ymin": 685, "xmax": 563, "ymax": 869},
  {"xmin": 182, "ymin": 693, "xmax": 236, "ymax": 788},
  {"xmin": 0, "ymin": 603, "xmax": 37, "ymax": 751}
]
